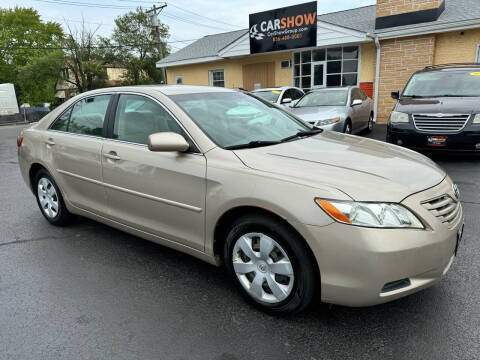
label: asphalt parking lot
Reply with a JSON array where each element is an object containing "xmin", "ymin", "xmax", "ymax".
[{"xmin": 1, "ymin": 124, "xmax": 479, "ymax": 360}]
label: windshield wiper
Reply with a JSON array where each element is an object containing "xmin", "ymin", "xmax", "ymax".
[
  {"xmin": 280, "ymin": 129, "xmax": 323, "ymax": 143},
  {"xmin": 402, "ymin": 95, "xmax": 425, "ymax": 98},
  {"xmin": 224, "ymin": 140, "xmax": 281, "ymax": 150}
]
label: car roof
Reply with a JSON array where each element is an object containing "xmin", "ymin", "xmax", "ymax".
[
  {"xmin": 80, "ymin": 85, "xmax": 238, "ymax": 97},
  {"xmin": 252, "ymin": 87, "xmax": 298, "ymax": 92},
  {"xmin": 309, "ymin": 87, "xmax": 353, "ymax": 92},
  {"xmin": 419, "ymin": 63, "xmax": 480, "ymax": 73}
]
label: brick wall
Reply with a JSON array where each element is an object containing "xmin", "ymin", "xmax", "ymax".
[
  {"xmin": 376, "ymin": 0, "xmax": 443, "ymax": 18},
  {"xmin": 377, "ymin": 35, "xmax": 436, "ymax": 123}
]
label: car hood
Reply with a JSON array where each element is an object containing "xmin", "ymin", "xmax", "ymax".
[
  {"xmin": 289, "ymin": 106, "xmax": 345, "ymax": 122},
  {"xmin": 396, "ymin": 96, "xmax": 480, "ymax": 114},
  {"xmin": 233, "ymin": 131, "xmax": 446, "ymax": 202}
]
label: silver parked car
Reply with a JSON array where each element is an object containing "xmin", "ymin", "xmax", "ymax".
[
  {"xmin": 289, "ymin": 87, "xmax": 374, "ymax": 134},
  {"xmin": 251, "ymin": 86, "xmax": 304, "ymax": 109}
]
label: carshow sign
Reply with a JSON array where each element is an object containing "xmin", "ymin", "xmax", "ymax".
[{"xmin": 249, "ymin": 1, "xmax": 317, "ymax": 54}]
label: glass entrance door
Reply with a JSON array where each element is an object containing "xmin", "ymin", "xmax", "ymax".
[{"xmin": 311, "ymin": 62, "xmax": 326, "ymax": 88}]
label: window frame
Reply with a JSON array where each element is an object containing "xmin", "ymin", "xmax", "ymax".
[
  {"xmin": 292, "ymin": 45, "xmax": 360, "ymax": 91},
  {"xmin": 209, "ymin": 69, "xmax": 225, "ymax": 87},
  {"xmin": 105, "ymin": 92, "xmax": 201, "ymax": 153},
  {"xmin": 48, "ymin": 93, "xmax": 115, "ymax": 139},
  {"xmin": 175, "ymin": 75, "xmax": 183, "ymax": 85},
  {"xmin": 476, "ymin": 44, "xmax": 480, "ymax": 62}
]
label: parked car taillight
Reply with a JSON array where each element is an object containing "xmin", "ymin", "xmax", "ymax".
[{"xmin": 17, "ymin": 134, "xmax": 24, "ymax": 147}]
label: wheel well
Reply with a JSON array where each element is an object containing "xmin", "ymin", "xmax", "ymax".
[
  {"xmin": 29, "ymin": 163, "xmax": 46, "ymax": 191},
  {"xmin": 213, "ymin": 206, "xmax": 319, "ymax": 271}
]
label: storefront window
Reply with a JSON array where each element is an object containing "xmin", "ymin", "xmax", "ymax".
[
  {"xmin": 293, "ymin": 46, "xmax": 359, "ymax": 91},
  {"xmin": 312, "ymin": 49, "xmax": 325, "ymax": 62}
]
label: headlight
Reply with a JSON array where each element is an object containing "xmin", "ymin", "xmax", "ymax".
[
  {"xmin": 473, "ymin": 114, "xmax": 480, "ymax": 124},
  {"xmin": 389, "ymin": 111, "xmax": 409, "ymax": 124},
  {"xmin": 315, "ymin": 199, "xmax": 424, "ymax": 229},
  {"xmin": 316, "ymin": 117, "xmax": 340, "ymax": 126}
]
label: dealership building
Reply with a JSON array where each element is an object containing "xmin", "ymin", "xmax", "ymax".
[{"xmin": 157, "ymin": 0, "xmax": 480, "ymax": 122}]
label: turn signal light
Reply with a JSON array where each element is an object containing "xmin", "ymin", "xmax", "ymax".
[
  {"xmin": 315, "ymin": 199, "xmax": 352, "ymax": 223},
  {"xmin": 17, "ymin": 134, "xmax": 24, "ymax": 148}
]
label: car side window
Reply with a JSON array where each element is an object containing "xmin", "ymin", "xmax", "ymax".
[
  {"xmin": 50, "ymin": 107, "xmax": 72, "ymax": 131},
  {"xmin": 350, "ymin": 89, "xmax": 361, "ymax": 104},
  {"xmin": 282, "ymin": 89, "xmax": 292, "ymax": 103},
  {"xmin": 359, "ymin": 89, "xmax": 368, "ymax": 100},
  {"xmin": 113, "ymin": 94, "xmax": 183, "ymax": 145},
  {"xmin": 293, "ymin": 90, "xmax": 304, "ymax": 100},
  {"xmin": 69, "ymin": 95, "xmax": 111, "ymax": 136}
]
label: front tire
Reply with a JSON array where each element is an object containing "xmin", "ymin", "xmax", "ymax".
[
  {"xmin": 34, "ymin": 169, "xmax": 73, "ymax": 226},
  {"xmin": 224, "ymin": 214, "xmax": 317, "ymax": 315},
  {"xmin": 343, "ymin": 120, "xmax": 352, "ymax": 134},
  {"xmin": 366, "ymin": 113, "xmax": 374, "ymax": 133}
]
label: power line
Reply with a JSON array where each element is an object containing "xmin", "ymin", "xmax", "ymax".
[
  {"xmin": 161, "ymin": 12, "xmax": 233, "ymax": 31},
  {"xmin": 167, "ymin": 3, "xmax": 243, "ymax": 29},
  {"xmin": 0, "ymin": 42, "xmax": 188, "ymax": 50},
  {"xmin": 33, "ymin": 0, "xmax": 136, "ymax": 10}
]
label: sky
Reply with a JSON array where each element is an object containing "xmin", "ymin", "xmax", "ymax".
[{"xmin": 2, "ymin": 0, "xmax": 376, "ymax": 52}]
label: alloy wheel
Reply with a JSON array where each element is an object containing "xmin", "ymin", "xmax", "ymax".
[
  {"xmin": 37, "ymin": 177, "xmax": 59, "ymax": 219},
  {"xmin": 232, "ymin": 232, "xmax": 294, "ymax": 304}
]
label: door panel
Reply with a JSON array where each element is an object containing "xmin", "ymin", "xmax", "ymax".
[
  {"xmin": 350, "ymin": 89, "xmax": 364, "ymax": 131},
  {"xmin": 45, "ymin": 94, "xmax": 112, "ymax": 214},
  {"xmin": 102, "ymin": 141, "xmax": 206, "ymax": 250},
  {"xmin": 46, "ymin": 131, "xmax": 106, "ymax": 214},
  {"xmin": 102, "ymin": 93, "xmax": 206, "ymax": 250}
]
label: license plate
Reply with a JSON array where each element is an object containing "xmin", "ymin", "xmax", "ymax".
[
  {"xmin": 455, "ymin": 222, "xmax": 465, "ymax": 256},
  {"xmin": 427, "ymin": 136, "xmax": 447, "ymax": 147}
]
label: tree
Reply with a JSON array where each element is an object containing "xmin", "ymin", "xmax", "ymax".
[
  {"xmin": 62, "ymin": 21, "xmax": 109, "ymax": 93},
  {"xmin": 0, "ymin": 7, "xmax": 64, "ymax": 104},
  {"xmin": 111, "ymin": 7, "xmax": 169, "ymax": 85},
  {"xmin": 17, "ymin": 50, "xmax": 65, "ymax": 106}
]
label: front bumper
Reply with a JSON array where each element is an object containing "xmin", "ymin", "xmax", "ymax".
[
  {"xmin": 312, "ymin": 121, "xmax": 345, "ymax": 132},
  {"xmin": 387, "ymin": 123, "xmax": 480, "ymax": 152},
  {"xmin": 293, "ymin": 178, "xmax": 463, "ymax": 307}
]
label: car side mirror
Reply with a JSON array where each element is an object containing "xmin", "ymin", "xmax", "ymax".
[
  {"xmin": 391, "ymin": 91, "xmax": 400, "ymax": 100},
  {"xmin": 148, "ymin": 132, "xmax": 190, "ymax": 152},
  {"xmin": 281, "ymin": 97, "xmax": 292, "ymax": 104},
  {"xmin": 352, "ymin": 99, "xmax": 363, "ymax": 106}
]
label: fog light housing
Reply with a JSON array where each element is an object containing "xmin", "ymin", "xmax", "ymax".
[
  {"xmin": 476, "ymin": 143, "xmax": 480, "ymax": 149},
  {"xmin": 381, "ymin": 278, "xmax": 411, "ymax": 293},
  {"xmin": 397, "ymin": 139, "xmax": 403, "ymax": 146}
]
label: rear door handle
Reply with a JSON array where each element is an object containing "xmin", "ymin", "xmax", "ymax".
[
  {"xmin": 104, "ymin": 151, "xmax": 121, "ymax": 161},
  {"xmin": 45, "ymin": 138, "xmax": 55, "ymax": 146}
]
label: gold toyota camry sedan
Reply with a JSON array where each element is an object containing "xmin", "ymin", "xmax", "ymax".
[{"xmin": 17, "ymin": 85, "xmax": 464, "ymax": 315}]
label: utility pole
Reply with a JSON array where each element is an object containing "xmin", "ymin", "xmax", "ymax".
[{"xmin": 147, "ymin": 3, "xmax": 167, "ymax": 84}]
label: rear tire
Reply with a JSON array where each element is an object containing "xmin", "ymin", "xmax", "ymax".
[
  {"xmin": 34, "ymin": 169, "xmax": 73, "ymax": 226},
  {"xmin": 224, "ymin": 214, "xmax": 317, "ymax": 315}
]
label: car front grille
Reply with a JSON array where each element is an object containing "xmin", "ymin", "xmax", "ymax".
[
  {"xmin": 412, "ymin": 114, "xmax": 470, "ymax": 133},
  {"xmin": 422, "ymin": 195, "xmax": 462, "ymax": 226}
]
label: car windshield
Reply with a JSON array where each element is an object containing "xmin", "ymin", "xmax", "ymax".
[
  {"xmin": 252, "ymin": 90, "xmax": 281, "ymax": 103},
  {"xmin": 169, "ymin": 92, "xmax": 312, "ymax": 149},
  {"xmin": 296, "ymin": 90, "xmax": 348, "ymax": 107},
  {"xmin": 403, "ymin": 70, "xmax": 480, "ymax": 97}
]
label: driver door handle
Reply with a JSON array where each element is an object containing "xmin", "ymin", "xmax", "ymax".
[
  {"xmin": 45, "ymin": 138, "xmax": 56, "ymax": 146},
  {"xmin": 104, "ymin": 151, "xmax": 121, "ymax": 161}
]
